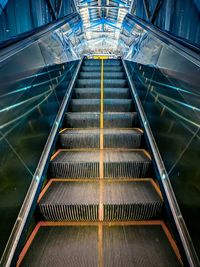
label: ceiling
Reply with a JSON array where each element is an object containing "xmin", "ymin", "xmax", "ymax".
[{"xmin": 74, "ymin": 0, "xmax": 132, "ymax": 54}]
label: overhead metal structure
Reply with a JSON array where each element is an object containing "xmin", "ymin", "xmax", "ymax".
[{"xmin": 75, "ymin": 0, "xmax": 132, "ymax": 54}]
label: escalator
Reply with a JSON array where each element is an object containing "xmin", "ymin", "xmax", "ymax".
[{"xmin": 16, "ymin": 58, "xmax": 182, "ymax": 266}]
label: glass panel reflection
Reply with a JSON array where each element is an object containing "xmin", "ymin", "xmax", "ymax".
[
  {"xmin": 122, "ymin": 14, "xmax": 200, "ymax": 258},
  {"xmin": 0, "ymin": 17, "xmax": 80, "ymax": 256}
]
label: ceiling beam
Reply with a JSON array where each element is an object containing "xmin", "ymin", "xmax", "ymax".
[
  {"xmin": 150, "ymin": 0, "xmax": 163, "ymax": 24},
  {"xmin": 45, "ymin": 0, "xmax": 56, "ymax": 20},
  {"xmin": 77, "ymin": 5, "xmax": 129, "ymax": 9},
  {"xmin": 129, "ymin": 0, "xmax": 136, "ymax": 14},
  {"xmin": 56, "ymin": 0, "xmax": 62, "ymax": 17},
  {"xmin": 142, "ymin": 0, "xmax": 150, "ymax": 21}
]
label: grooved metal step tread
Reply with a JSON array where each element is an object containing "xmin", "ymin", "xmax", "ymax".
[
  {"xmin": 69, "ymin": 99, "xmax": 133, "ymax": 112},
  {"xmin": 103, "ymin": 224, "xmax": 181, "ymax": 267},
  {"xmin": 18, "ymin": 222, "xmax": 181, "ymax": 267},
  {"xmin": 81, "ymin": 66, "xmax": 123, "ymax": 72},
  {"xmin": 73, "ymin": 88, "xmax": 130, "ymax": 99},
  {"xmin": 38, "ymin": 180, "xmax": 162, "ymax": 221},
  {"xmin": 79, "ymin": 72, "xmax": 125, "ymax": 79},
  {"xmin": 82, "ymin": 60, "xmax": 121, "ymax": 66},
  {"xmin": 65, "ymin": 112, "xmax": 138, "ymax": 128},
  {"xmin": 103, "ymin": 180, "xmax": 162, "ymax": 220},
  {"xmin": 19, "ymin": 225, "xmax": 98, "ymax": 267},
  {"xmin": 39, "ymin": 181, "xmax": 99, "ymax": 221},
  {"xmin": 49, "ymin": 150, "xmax": 150, "ymax": 178},
  {"xmin": 60, "ymin": 128, "xmax": 142, "ymax": 149}
]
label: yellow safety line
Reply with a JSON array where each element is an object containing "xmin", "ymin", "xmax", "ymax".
[
  {"xmin": 100, "ymin": 58, "xmax": 104, "ymax": 178},
  {"xmin": 99, "ymin": 59, "xmax": 104, "ymax": 223},
  {"xmin": 98, "ymin": 224, "xmax": 103, "ymax": 267},
  {"xmin": 100, "ymin": 58, "xmax": 104, "ymax": 130}
]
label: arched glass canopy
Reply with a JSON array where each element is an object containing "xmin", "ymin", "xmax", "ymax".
[{"xmin": 74, "ymin": 0, "xmax": 132, "ymax": 55}]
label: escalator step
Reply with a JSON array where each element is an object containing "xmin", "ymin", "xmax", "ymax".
[
  {"xmin": 60, "ymin": 128, "xmax": 142, "ymax": 149},
  {"xmin": 39, "ymin": 181, "xmax": 99, "ymax": 221},
  {"xmin": 73, "ymin": 88, "xmax": 130, "ymax": 99},
  {"xmin": 103, "ymin": 129, "xmax": 142, "ymax": 148},
  {"xmin": 82, "ymin": 59, "xmax": 121, "ymax": 66},
  {"xmin": 49, "ymin": 150, "xmax": 150, "ymax": 178},
  {"xmin": 83, "ymin": 59, "xmax": 100, "ymax": 65},
  {"xmin": 103, "ymin": 180, "xmax": 162, "ymax": 220},
  {"xmin": 104, "ymin": 59, "xmax": 121, "ymax": 66},
  {"xmin": 79, "ymin": 72, "xmax": 125, "ymax": 79},
  {"xmin": 65, "ymin": 112, "xmax": 137, "ymax": 128},
  {"xmin": 103, "ymin": 150, "xmax": 151, "ymax": 178},
  {"xmin": 81, "ymin": 66, "xmax": 123, "ymax": 72},
  {"xmin": 18, "ymin": 223, "xmax": 181, "ymax": 267},
  {"xmin": 19, "ymin": 225, "xmax": 98, "ymax": 267},
  {"xmin": 60, "ymin": 128, "xmax": 100, "ymax": 148},
  {"xmin": 76, "ymin": 79, "xmax": 127, "ymax": 88},
  {"xmin": 69, "ymin": 99, "xmax": 133, "ymax": 112},
  {"xmin": 38, "ymin": 180, "xmax": 162, "ymax": 221},
  {"xmin": 50, "ymin": 150, "xmax": 100, "ymax": 178}
]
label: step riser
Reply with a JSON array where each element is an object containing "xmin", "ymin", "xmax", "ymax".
[
  {"xmin": 81, "ymin": 66, "xmax": 123, "ymax": 72},
  {"xmin": 104, "ymin": 162, "xmax": 150, "ymax": 178},
  {"xmin": 69, "ymin": 101, "xmax": 133, "ymax": 112},
  {"xmin": 39, "ymin": 205, "xmax": 99, "ymax": 221},
  {"xmin": 83, "ymin": 62, "xmax": 121, "ymax": 66},
  {"xmin": 76, "ymin": 80, "xmax": 127, "ymax": 88},
  {"xmin": 65, "ymin": 113, "xmax": 138, "ymax": 128},
  {"xmin": 60, "ymin": 134, "xmax": 141, "ymax": 149},
  {"xmin": 73, "ymin": 89, "xmax": 130, "ymax": 99},
  {"xmin": 49, "ymin": 162, "xmax": 150, "ymax": 178},
  {"xmin": 50, "ymin": 162, "xmax": 100, "ymax": 178},
  {"xmin": 104, "ymin": 203, "xmax": 162, "ymax": 220},
  {"xmin": 79, "ymin": 73, "xmax": 125, "ymax": 79},
  {"xmin": 39, "ymin": 203, "xmax": 162, "ymax": 221}
]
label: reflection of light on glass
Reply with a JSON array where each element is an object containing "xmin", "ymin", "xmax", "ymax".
[
  {"xmin": 0, "ymin": 128, "xmax": 34, "ymax": 176},
  {"xmin": 0, "ymin": 92, "xmax": 52, "ymax": 130},
  {"xmin": 0, "ymin": 74, "xmax": 62, "ymax": 99},
  {"xmin": 0, "ymin": 120, "xmax": 21, "ymax": 141},
  {"xmin": 150, "ymin": 92, "xmax": 200, "ymax": 129},
  {"xmin": 0, "ymin": 89, "xmax": 52, "ymax": 113},
  {"xmin": 164, "ymin": 95, "xmax": 200, "ymax": 112},
  {"xmin": 0, "ymin": 66, "xmax": 71, "ymax": 129},
  {"xmin": 0, "ymin": 64, "xmax": 74, "ymax": 99},
  {"xmin": 144, "ymin": 77, "xmax": 199, "ymax": 97}
]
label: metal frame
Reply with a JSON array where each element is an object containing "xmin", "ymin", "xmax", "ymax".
[
  {"xmin": 122, "ymin": 59, "xmax": 200, "ymax": 267},
  {"xmin": 142, "ymin": 0, "xmax": 150, "ymax": 21},
  {"xmin": 0, "ymin": 58, "xmax": 83, "ymax": 267},
  {"xmin": 77, "ymin": 5, "xmax": 129, "ymax": 9},
  {"xmin": 75, "ymin": 0, "xmax": 131, "ymax": 44},
  {"xmin": 45, "ymin": 0, "xmax": 57, "ymax": 20},
  {"xmin": 45, "ymin": 0, "xmax": 64, "ymax": 20},
  {"xmin": 140, "ymin": 0, "xmax": 163, "ymax": 24},
  {"xmin": 150, "ymin": 0, "xmax": 163, "ymax": 23}
]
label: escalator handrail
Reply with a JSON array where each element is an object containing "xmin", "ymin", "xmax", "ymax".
[
  {"xmin": 122, "ymin": 59, "xmax": 200, "ymax": 267},
  {"xmin": 0, "ymin": 58, "xmax": 83, "ymax": 267},
  {"xmin": 126, "ymin": 13, "xmax": 200, "ymax": 66},
  {"xmin": 0, "ymin": 12, "xmax": 81, "ymax": 63}
]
